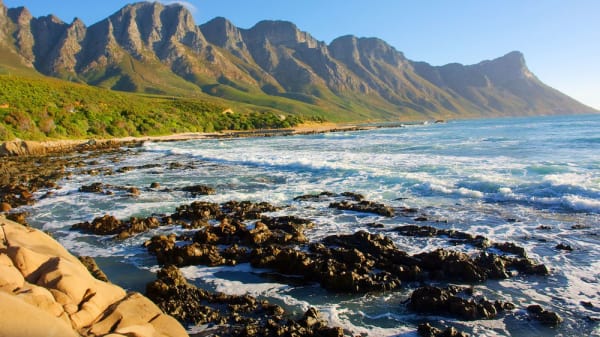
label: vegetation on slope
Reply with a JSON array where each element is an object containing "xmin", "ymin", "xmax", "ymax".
[{"xmin": 0, "ymin": 75, "xmax": 303, "ymax": 141}]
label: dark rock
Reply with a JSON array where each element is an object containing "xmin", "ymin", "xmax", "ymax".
[
  {"xmin": 222, "ymin": 200, "xmax": 280, "ymax": 220},
  {"xmin": 294, "ymin": 191, "xmax": 337, "ymax": 201},
  {"xmin": 181, "ymin": 184, "xmax": 216, "ymax": 196},
  {"xmin": 527, "ymin": 304, "xmax": 563, "ymax": 326},
  {"xmin": 409, "ymin": 286, "xmax": 514, "ymax": 320},
  {"xmin": 79, "ymin": 182, "xmax": 105, "ymax": 193},
  {"xmin": 150, "ymin": 182, "xmax": 161, "ymax": 189},
  {"xmin": 72, "ymin": 215, "xmax": 124, "ymax": 235},
  {"xmin": 417, "ymin": 323, "xmax": 470, "ymax": 337},
  {"xmin": 6, "ymin": 212, "xmax": 29, "ymax": 225},
  {"xmin": 329, "ymin": 200, "xmax": 394, "ymax": 217},
  {"xmin": 172, "ymin": 201, "xmax": 222, "ymax": 221},
  {"xmin": 537, "ymin": 225, "xmax": 552, "ymax": 230},
  {"xmin": 146, "ymin": 265, "xmax": 343, "ymax": 335},
  {"xmin": 78, "ymin": 256, "xmax": 109, "ymax": 282},
  {"xmin": 493, "ymin": 242, "xmax": 528, "ymax": 258},
  {"xmin": 340, "ymin": 191, "xmax": 365, "ymax": 201},
  {"xmin": 414, "ymin": 216, "xmax": 428, "ymax": 221},
  {"xmin": 555, "ymin": 243, "xmax": 573, "ymax": 251}
]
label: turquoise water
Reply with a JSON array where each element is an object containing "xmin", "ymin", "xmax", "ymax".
[{"xmin": 25, "ymin": 114, "xmax": 600, "ymax": 336}]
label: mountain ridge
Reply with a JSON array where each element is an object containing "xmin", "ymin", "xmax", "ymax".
[{"xmin": 0, "ymin": 1, "xmax": 596, "ymax": 122}]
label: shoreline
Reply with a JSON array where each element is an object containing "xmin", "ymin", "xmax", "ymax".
[{"xmin": 0, "ymin": 122, "xmax": 388, "ymax": 157}]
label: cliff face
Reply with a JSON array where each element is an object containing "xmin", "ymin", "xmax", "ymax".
[{"xmin": 1, "ymin": 1, "xmax": 595, "ymax": 119}]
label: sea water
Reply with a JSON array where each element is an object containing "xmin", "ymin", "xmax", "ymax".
[{"xmin": 24, "ymin": 114, "xmax": 600, "ymax": 336}]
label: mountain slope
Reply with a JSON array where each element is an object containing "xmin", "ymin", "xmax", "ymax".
[{"xmin": 0, "ymin": 0, "xmax": 596, "ymax": 121}]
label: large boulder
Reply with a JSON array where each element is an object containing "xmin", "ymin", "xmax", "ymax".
[{"xmin": 0, "ymin": 215, "xmax": 187, "ymax": 337}]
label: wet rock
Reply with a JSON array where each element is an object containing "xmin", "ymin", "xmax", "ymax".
[
  {"xmin": 0, "ymin": 202, "xmax": 11, "ymax": 212},
  {"xmin": 340, "ymin": 191, "xmax": 365, "ymax": 201},
  {"xmin": 72, "ymin": 215, "xmax": 124, "ymax": 235},
  {"xmin": 6, "ymin": 212, "xmax": 29, "ymax": 225},
  {"xmin": 150, "ymin": 182, "xmax": 161, "ymax": 189},
  {"xmin": 417, "ymin": 323, "xmax": 470, "ymax": 337},
  {"xmin": 222, "ymin": 200, "xmax": 280, "ymax": 220},
  {"xmin": 330, "ymin": 200, "xmax": 394, "ymax": 217},
  {"xmin": 394, "ymin": 225, "xmax": 490, "ymax": 249},
  {"xmin": 73, "ymin": 215, "xmax": 162, "ymax": 239},
  {"xmin": 127, "ymin": 187, "xmax": 140, "ymax": 196},
  {"xmin": 172, "ymin": 201, "xmax": 222, "ymax": 221},
  {"xmin": 409, "ymin": 286, "xmax": 514, "ymax": 320},
  {"xmin": 555, "ymin": 243, "xmax": 573, "ymax": 251},
  {"xmin": 294, "ymin": 191, "xmax": 337, "ymax": 201},
  {"xmin": 146, "ymin": 265, "xmax": 343, "ymax": 336},
  {"xmin": 414, "ymin": 216, "xmax": 428, "ymax": 221},
  {"xmin": 493, "ymin": 242, "xmax": 527, "ymax": 258},
  {"xmin": 527, "ymin": 304, "xmax": 563, "ymax": 326},
  {"xmin": 537, "ymin": 225, "xmax": 552, "ymax": 230},
  {"xmin": 414, "ymin": 249, "xmax": 486, "ymax": 282},
  {"xmin": 78, "ymin": 256, "xmax": 109, "ymax": 282},
  {"xmin": 79, "ymin": 182, "xmax": 106, "ymax": 193},
  {"xmin": 181, "ymin": 184, "xmax": 216, "ymax": 196}
]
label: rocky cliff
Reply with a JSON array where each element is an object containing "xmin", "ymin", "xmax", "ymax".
[
  {"xmin": 0, "ymin": 215, "xmax": 187, "ymax": 337},
  {"xmin": 0, "ymin": 1, "xmax": 595, "ymax": 119}
]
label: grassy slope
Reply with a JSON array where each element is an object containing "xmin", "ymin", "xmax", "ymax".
[{"xmin": 0, "ymin": 74, "xmax": 304, "ymax": 141}]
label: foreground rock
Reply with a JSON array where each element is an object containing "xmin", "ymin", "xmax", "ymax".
[
  {"xmin": 146, "ymin": 265, "xmax": 344, "ymax": 337},
  {"xmin": 0, "ymin": 215, "xmax": 187, "ymax": 337}
]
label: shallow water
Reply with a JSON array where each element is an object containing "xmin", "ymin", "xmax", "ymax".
[{"xmin": 24, "ymin": 114, "xmax": 600, "ymax": 336}]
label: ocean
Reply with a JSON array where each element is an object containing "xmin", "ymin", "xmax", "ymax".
[{"xmin": 25, "ymin": 114, "xmax": 600, "ymax": 336}]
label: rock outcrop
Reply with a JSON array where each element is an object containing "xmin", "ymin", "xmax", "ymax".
[{"xmin": 0, "ymin": 215, "xmax": 187, "ymax": 337}]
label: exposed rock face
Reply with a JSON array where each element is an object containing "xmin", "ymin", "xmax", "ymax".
[
  {"xmin": 2, "ymin": 1, "xmax": 595, "ymax": 118},
  {"xmin": 0, "ymin": 215, "xmax": 187, "ymax": 337}
]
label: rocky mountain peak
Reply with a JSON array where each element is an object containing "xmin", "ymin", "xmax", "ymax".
[
  {"xmin": 476, "ymin": 51, "xmax": 535, "ymax": 83},
  {"xmin": 246, "ymin": 20, "xmax": 319, "ymax": 48},
  {"xmin": 7, "ymin": 6, "xmax": 32, "ymax": 24}
]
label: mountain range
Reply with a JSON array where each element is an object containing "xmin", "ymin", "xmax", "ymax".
[{"xmin": 0, "ymin": 0, "xmax": 596, "ymax": 121}]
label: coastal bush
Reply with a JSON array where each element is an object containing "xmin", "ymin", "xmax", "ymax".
[{"xmin": 0, "ymin": 75, "xmax": 305, "ymax": 140}]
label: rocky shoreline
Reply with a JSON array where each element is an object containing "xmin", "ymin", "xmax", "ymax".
[{"xmin": 0, "ymin": 141, "xmax": 568, "ymax": 337}]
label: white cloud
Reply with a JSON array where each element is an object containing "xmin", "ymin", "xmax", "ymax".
[{"xmin": 158, "ymin": 1, "xmax": 197, "ymax": 14}]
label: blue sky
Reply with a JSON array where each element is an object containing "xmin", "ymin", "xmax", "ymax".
[{"xmin": 4, "ymin": 0, "xmax": 599, "ymax": 110}]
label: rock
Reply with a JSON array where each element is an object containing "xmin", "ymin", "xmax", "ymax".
[
  {"xmin": 330, "ymin": 200, "xmax": 395, "ymax": 217},
  {"xmin": 555, "ymin": 243, "xmax": 573, "ymax": 251},
  {"xmin": 294, "ymin": 191, "xmax": 337, "ymax": 201},
  {"xmin": 146, "ymin": 265, "xmax": 343, "ymax": 336},
  {"xmin": 409, "ymin": 286, "xmax": 514, "ymax": 320},
  {"xmin": 6, "ymin": 212, "xmax": 29, "ymax": 225},
  {"xmin": 150, "ymin": 182, "xmax": 161, "ymax": 189},
  {"xmin": 181, "ymin": 184, "xmax": 216, "ymax": 196},
  {"xmin": 0, "ymin": 216, "xmax": 186, "ymax": 337},
  {"xmin": 527, "ymin": 304, "xmax": 563, "ymax": 326},
  {"xmin": 0, "ymin": 202, "xmax": 11, "ymax": 212},
  {"xmin": 78, "ymin": 256, "xmax": 109, "ymax": 282},
  {"xmin": 417, "ymin": 322, "xmax": 470, "ymax": 337},
  {"xmin": 127, "ymin": 187, "xmax": 140, "ymax": 196},
  {"xmin": 79, "ymin": 182, "xmax": 105, "ymax": 193},
  {"xmin": 72, "ymin": 215, "xmax": 124, "ymax": 235}
]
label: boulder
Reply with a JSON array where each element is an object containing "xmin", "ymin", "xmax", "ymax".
[{"xmin": 0, "ymin": 216, "xmax": 187, "ymax": 337}]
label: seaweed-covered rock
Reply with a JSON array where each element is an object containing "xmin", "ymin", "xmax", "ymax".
[{"xmin": 72, "ymin": 215, "xmax": 124, "ymax": 235}]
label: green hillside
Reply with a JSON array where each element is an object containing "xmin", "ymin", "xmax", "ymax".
[{"xmin": 0, "ymin": 75, "xmax": 302, "ymax": 141}]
